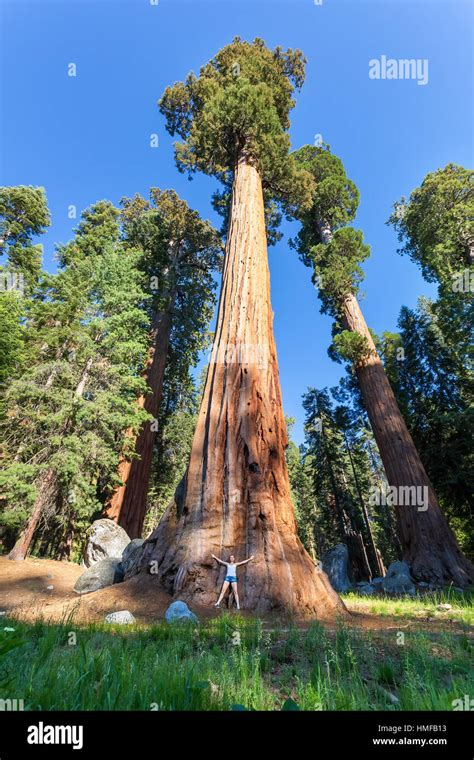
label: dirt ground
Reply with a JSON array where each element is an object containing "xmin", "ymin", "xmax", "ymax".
[{"xmin": 0, "ymin": 555, "xmax": 470, "ymax": 633}]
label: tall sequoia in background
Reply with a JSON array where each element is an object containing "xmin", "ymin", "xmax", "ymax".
[
  {"xmin": 291, "ymin": 145, "xmax": 473, "ymax": 587},
  {"xmin": 105, "ymin": 190, "xmax": 221, "ymax": 538},
  {"xmin": 129, "ymin": 38, "xmax": 343, "ymax": 617}
]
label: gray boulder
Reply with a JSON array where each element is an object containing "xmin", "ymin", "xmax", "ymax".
[
  {"xmin": 83, "ymin": 519, "xmax": 130, "ymax": 568},
  {"xmin": 74, "ymin": 558, "xmax": 124, "ymax": 595},
  {"xmin": 105, "ymin": 610, "xmax": 136, "ymax": 625},
  {"xmin": 357, "ymin": 583, "xmax": 376, "ymax": 596},
  {"xmin": 165, "ymin": 600, "xmax": 199, "ymax": 624},
  {"xmin": 381, "ymin": 560, "xmax": 415, "ymax": 595},
  {"xmin": 322, "ymin": 544, "xmax": 352, "ymax": 592},
  {"xmin": 121, "ymin": 538, "xmax": 145, "ymax": 575}
]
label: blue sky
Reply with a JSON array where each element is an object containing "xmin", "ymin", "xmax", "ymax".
[{"xmin": 1, "ymin": 0, "xmax": 472, "ymax": 443}]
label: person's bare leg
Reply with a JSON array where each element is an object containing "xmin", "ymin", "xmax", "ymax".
[
  {"xmin": 231, "ymin": 582, "xmax": 240, "ymax": 610},
  {"xmin": 215, "ymin": 580, "xmax": 229, "ymax": 606}
]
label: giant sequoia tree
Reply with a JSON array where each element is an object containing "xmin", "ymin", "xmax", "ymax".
[
  {"xmin": 128, "ymin": 38, "xmax": 343, "ymax": 617},
  {"xmin": 291, "ymin": 145, "xmax": 473, "ymax": 586},
  {"xmin": 105, "ymin": 190, "xmax": 221, "ymax": 538}
]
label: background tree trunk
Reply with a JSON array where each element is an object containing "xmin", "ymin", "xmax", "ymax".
[
  {"xmin": 7, "ymin": 469, "xmax": 57, "ymax": 560},
  {"xmin": 341, "ymin": 292, "xmax": 474, "ymax": 586},
  {"xmin": 127, "ymin": 157, "xmax": 344, "ymax": 618},
  {"xmin": 105, "ymin": 299, "xmax": 175, "ymax": 538}
]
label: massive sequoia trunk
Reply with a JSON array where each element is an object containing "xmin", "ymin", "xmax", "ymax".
[
  {"xmin": 104, "ymin": 298, "xmax": 175, "ymax": 538},
  {"xmin": 128, "ymin": 157, "xmax": 344, "ymax": 618},
  {"xmin": 341, "ymin": 292, "xmax": 474, "ymax": 586}
]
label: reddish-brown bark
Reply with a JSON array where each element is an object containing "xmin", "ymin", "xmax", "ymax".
[
  {"xmin": 126, "ymin": 157, "xmax": 345, "ymax": 618},
  {"xmin": 341, "ymin": 292, "xmax": 474, "ymax": 587},
  {"xmin": 104, "ymin": 300, "xmax": 175, "ymax": 538}
]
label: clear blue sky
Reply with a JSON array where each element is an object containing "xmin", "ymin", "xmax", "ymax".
[{"xmin": 1, "ymin": 0, "xmax": 472, "ymax": 443}]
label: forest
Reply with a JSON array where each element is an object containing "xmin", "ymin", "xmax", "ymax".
[{"xmin": 0, "ymin": 2, "xmax": 472, "ymax": 740}]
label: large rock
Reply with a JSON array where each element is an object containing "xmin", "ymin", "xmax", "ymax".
[
  {"xmin": 357, "ymin": 583, "xmax": 376, "ymax": 596},
  {"xmin": 165, "ymin": 600, "xmax": 199, "ymax": 624},
  {"xmin": 83, "ymin": 519, "xmax": 130, "ymax": 568},
  {"xmin": 381, "ymin": 560, "xmax": 415, "ymax": 595},
  {"xmin": 322, "ymin": 544, "xmax": 352, "ymax": 593},
  {"xmin": 121, "ymin": 538, "xmax": 145, "ymax": 576},
  {"xmin": 105, "ymin": 610, "xmax": 136, "ymax": 625},
  {"xmin": 74, "ymin": 558, "xmax": 124, "ymax": 595}
]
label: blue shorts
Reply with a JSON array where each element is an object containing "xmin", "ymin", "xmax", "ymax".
[{"xmin": 225, "ymin": 576, "xmax": 237, "ymax": 583}]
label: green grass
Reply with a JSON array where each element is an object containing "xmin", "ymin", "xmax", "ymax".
[
  {"xmin": 342, "ymin": 587, "xmax": 474, "ymax": 626},
  {"xmin": 0, "ymin": 603, "xmax": 472, "ymax": 711}
]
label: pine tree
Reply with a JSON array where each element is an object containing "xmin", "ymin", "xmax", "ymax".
[
  {"xmin": 0, "ymin": 187, "xmax": 51, "ymax": 422},
  {"xmin": 3, "ymin": 201, "xmax": 149, "ymax": 560},
  {"xmin": 128, "ymin": 38, "xmax": 343, "ymax": 617}
]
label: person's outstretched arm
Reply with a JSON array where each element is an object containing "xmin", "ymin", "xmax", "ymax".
[
  {"xmin": 236, "ymin": 555, "xmax": 254, "ymax": 566},
  {"xmin": 211, "ymin": 554, "xmax": 226, "ymax": 566}
]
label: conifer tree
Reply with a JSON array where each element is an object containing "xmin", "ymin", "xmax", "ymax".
[
  {"xmin": 3, "ymin": 201, "xmax": 149, "ymax": 559},
  {"xmin": 128, "ymin": 39, "xmax": 342, "ymax": 617},
  {"xmin": 104, "ymin": 189, "xmax": 221, "ymax": 538},
  {"xmin": 291, "ymin": 146, "xmax": 473, "ymax": 586}
]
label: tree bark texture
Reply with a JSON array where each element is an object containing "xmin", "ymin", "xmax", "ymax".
[
  {"xmin": 104, "ymin": 300, "xmax": 175, "ymax": 538},
  {"xmin": 341, "ymin": 292, "xmax": 474, "ymax": 586},
  {"xmin": 127, "ymin": 158, "xmax": 345, "ymax": 618}
]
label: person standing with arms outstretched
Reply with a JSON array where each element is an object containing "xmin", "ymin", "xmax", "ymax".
[{"xmin": 212, "ymin": 553, "xmax": 254, "ymax": 610}]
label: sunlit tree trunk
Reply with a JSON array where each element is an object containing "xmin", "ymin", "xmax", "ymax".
[
  {"xmin": 104, "ymin": 290, "xmax": 176, "ymax": 538},
  {"xmin": 341, "ymin": 291, "xmax": 474, "ymax": 586},
  {"xmin": 128, "ymin": 156, "xmax": 345, "ymax": 617}
]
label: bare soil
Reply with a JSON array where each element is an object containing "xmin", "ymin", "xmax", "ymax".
[{"xmin": 0, "ymin": 556, "xmax": 469, "ymax": 634}]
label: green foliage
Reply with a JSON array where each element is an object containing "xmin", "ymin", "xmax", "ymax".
[
  {"xmin": 0, "ymin": 185, "xmax": 222, "ymax": 555},
  {"xmin": 0, "ymin": 293, "xmax": 26, "ymax": 414},
  {"xmin": 299, "ymin": 386, "xmax": 397, "ymax": 569},
  {"xmin": 385, "ymin": 164, "xmax": 473, "ymax": 557},
  {"xmin": 1, "ymin": 201, "xmax": 150, "ymax": 552},
  {"xmin": 389, "ymin": 164, "xmax": 474, "ymax": 290},
  {"xmin": 292, "ymin": 144, "xmax": 359, "ymax": 255},
  {"xmin": 311, "ymin": 227, "xmax": 371, "ymax": 318},
  {"xmin": 285, "ymin": 437, "xmax": 317, "ymax": 558},
  {"xmin": 145, "ymin": 392, "xmax": 198, "ymax": 535},
  {"xmin": 0, "ymin": 185, "xmax": 50, "ymax": 288},
  {"xmin": 380, "ymin": 296, "xmax": 473, "ymax": 557},
  {"xmin": 331, "ymin": 330, "xmax": 372, "ymax": 365},
  {"xmin": 121, "ymin": 188, "xmax": 221, "ymax": 376},
  {"xmin": 159, "ymin": 37, "xmax": 313, "ymax": 210}
]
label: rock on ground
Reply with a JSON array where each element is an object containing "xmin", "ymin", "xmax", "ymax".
[
  {"xmin": 104, "ymin": 610, "xmax": 136, "ymax": 625},
  {"xmin": 83, "ymin": 519, "xmax": 130, "ymax": 568},
  {"xmin": 165, "ymin": 600, "xmax": 199, "ymax": 624},
  {"xmin": 357, "ymin": 583, "xmax": 376, "ymax": 596},
  {"xmin": 121, "ymin": 539, "xmax": 145, "ymax": 576},
  {"xmin": 74, "ymin": 558, "xmax": 124, "ymax": 595},
  {"xmin": 322, "ymin": 544, "xmax": 352, "ymax": 592},
  {"xmin": 381, "ymin": 560, "xmax": 415, "ymax": 595}
]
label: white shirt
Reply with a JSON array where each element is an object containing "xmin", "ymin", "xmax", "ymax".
[{"xmin": 226, "ymin": 563, "xmax": 237, "ymax": 576}]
